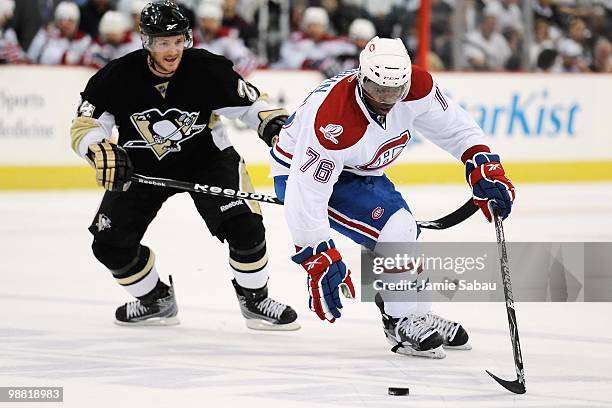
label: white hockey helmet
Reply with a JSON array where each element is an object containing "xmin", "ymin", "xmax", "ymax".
[
  {"xmin": 197, "ymin": 3, "xmax": 223, "ymax": 21},
  {"xmin": 99, "ymin": 11, "xmax": 130, "ymax": 36},
  {"xmin": 301, "ymin": 7, "xmax": 329, "ymax": 30},
  {"xmin": 349, "ymin": 18, "xmax": 376, "ymax": 42},
  {"xmin": 55, "ymin": 1, "xmax": 80, "ymax": 22},
  {"xmin": 358, "ymin": 36, "xmax": 412, "ymax": 105}
]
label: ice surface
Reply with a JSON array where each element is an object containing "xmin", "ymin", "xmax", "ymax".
[{"xmin": 1, "ymin": 183, "xmax": 611, "ymax": 407}]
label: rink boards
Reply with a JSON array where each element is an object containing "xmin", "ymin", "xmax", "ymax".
[{"xmin": 0, "ymin": 66, "xmax": 611, "ymax": 189}]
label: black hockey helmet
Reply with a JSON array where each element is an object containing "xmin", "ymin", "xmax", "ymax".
[
  {"xmin": 140, "ymin": 1, "xmax": 189, "ymax": 37},
  {"xmin": 140, "ymin": 1, "xmax": 192, "ymax": 50}
]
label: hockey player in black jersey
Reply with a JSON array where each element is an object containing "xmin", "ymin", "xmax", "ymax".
[{"xmin": 70, "ymin": 1, "xmax": 298, "ymax": 330}]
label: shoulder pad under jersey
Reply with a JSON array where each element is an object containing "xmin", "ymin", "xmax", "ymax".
[
  {"xmin": 313, "ymin": 75, "xmax": 369, "ymax": 150},
  {"xmin": 403, "ymin": 65, "xmax": 434, "ymax": 102}
]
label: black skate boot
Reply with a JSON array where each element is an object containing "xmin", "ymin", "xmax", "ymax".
[
  {"xmin": 376, "ymin": 294, "xmax": 445, "ymax": 358},
  {"xmin": 232, "ymin": 279, "xmax": 300, "ymax": 331},
  {"xmin": 115, "ymin": 276, "xmax": 179, "ymax": 326},
  {"xmin": 424, "ymin": 313, "xmax": 471, "ymax": 350}
]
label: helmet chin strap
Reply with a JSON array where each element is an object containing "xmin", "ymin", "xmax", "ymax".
[{"xmin": 147, "ymin": 54, "xmax": 176, "ymax": 77}]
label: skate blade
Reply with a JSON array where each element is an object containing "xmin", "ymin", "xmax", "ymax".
[
  {"xmin": 443, "ymin": 342, "xmax": 472, "ymax": 350},
  {"xmin": 114, "ymin": 316, "xmax": 180, "ymax": 327},
  {"xmin": 245, "ymin": 319, "xmax": 301, "ymax": 331},
  {"xmin": 392, "ymin": 344, "xmax": 446, "ymax": 359}
]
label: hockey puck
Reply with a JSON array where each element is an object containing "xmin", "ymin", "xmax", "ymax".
[{"xmin": 388, "ymin": 387, "xmax": 410, "ymax": 396}]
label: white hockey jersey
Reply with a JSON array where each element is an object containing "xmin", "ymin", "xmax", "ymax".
[
  {"xmin": 274, "ymin": 32, "xmax": 356, "ymax": 69},
  {"xmin": 193, "ymin": 27, "xmax": 257, "ymax": 77},
  {"xmin": 82, "ymin": 32, "xmax": 142, "ymax": 69},
  {"xmin": 0, "ymin": 27, "xmax": 26, "ymax": 63},
  {"xmin": 27, "ymin": 25, "xmax": 92, "ymax": 65},
  {"xmin": 270, "ymin": 66, "xmax": 487, "ymax": 246}
]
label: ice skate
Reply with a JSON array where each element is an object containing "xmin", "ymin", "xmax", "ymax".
[
  {"xmin": 376, "ymin": 294, "xmax": 444, "ymax": 358},
  {"xmin": 232, "ymin": 279, "xmax": 300, "ymax": 331},
  {"xmin": 424, "ymin": 312, "xmax": 472, "ymax": 350},
  {"xmin": 115, "ymin": 276, "xmax": 179, "ymax": 326},
  {"xmin": 384, "ymin": 314, "xmax": 446, "ymax": 358}
]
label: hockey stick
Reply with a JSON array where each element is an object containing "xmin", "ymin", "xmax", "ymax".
[
  {"xmin": 130, "ymin": 173, "xmax": 478, "ymax": 230},
  {"xmin": 131, "ymin": 173, "xmax": 282, "ymax": 204},
  {"xmin": 486, "ymin": 210, "xmax": 526, "ymax": 394},
  {"xmin": 415, "ymin": 198, "xmax": 478, "ymax": 230}
]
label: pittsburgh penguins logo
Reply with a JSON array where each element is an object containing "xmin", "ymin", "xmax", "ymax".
[{"xmin": 125, "ymin": 108, "xmax": 207, "ymax": 160}]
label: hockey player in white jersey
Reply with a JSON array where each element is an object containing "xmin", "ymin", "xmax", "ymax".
[
  {"xmin": 193, "ymin": 3, "xmax": 257, "ymax": 77},
  {"xmin": 82, "ymin": 11, "xmax": 141, "ymax": 69},
  {"xmin": 270, "ymin": 37, "xmax": 515, "ymax": 358},
  {"xmin": 27, "ymin": 2, "xmax": 92, "ymax": 65}
]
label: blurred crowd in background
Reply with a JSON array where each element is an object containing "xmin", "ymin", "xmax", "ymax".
[{"xmin": 0, "ymin": 0, "xmax": 610, "ymax": 75}]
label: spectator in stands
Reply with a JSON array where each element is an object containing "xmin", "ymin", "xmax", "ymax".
[
  {"xmin": 348, "ymin": 18, "xmax": 375, "ymax": 50},
  {"xmin": 222, "ymin": 0, "xmax": 257, "ymax": 48},
  {"xmin": 79, "ymin": 0, "xmax": 114, "ymax": 38},
  {"xmin": 193, "ymin": 2, "xmax": 258, "ymax": 77},
  {"xmin": 485, "ymin": 2, "xmax": 525, "ymax": 71},
  {"xmin": 589, "ymin": 36, "xmax": 612, "ymax": 72},
  {"xmin": 274, "ymin": 6, "xmax": 353, "ymax": 69},
  {"xmin": 485, "ymin": 0, "xmax": 523, "ymax": 32},
  {"xmin": 82, "ymin": 10, "xmax": 140, "ymax": 69},
  {"xmin": 565, "ymin": 18, "xmax": 590, "ymax": 59},
  {"xmin": 555, "ymin": 1, "xmax": 600, "ymax": 23},
  {"xmin": 463, "ymin": 9, "xmax": 511, "ymax": 70},
  {"xmin": 533, "ymin": 0, "xmax": 564, "ymax": 32},
  {"xmin": 0, "ymin": 0, "xmax": 26, "ymax": 64},
  {"xmin": 530, "ymin": 19, "xmax": 555, "ymax": 67},
  {"xmin": 316, "ymin": 17, "xmax": 376, "ymax": 78},
  {"xmin": 536, "ymin": 48, "xmax": 559, "ymax": 72},
  {"xmin": 27, "ymin": 1, "xmax": 91, "ymax": 65},
  {"xmin": 557, "ymin": 37, "xmax": 589, "ymax": 72}
]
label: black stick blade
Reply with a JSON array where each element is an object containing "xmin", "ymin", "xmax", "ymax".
[
  {"xmin": 417, "ymin": 199, "xmax": 478, "ymax": 230},
  {"xmin": 486, "ymin": 370, "xmax": 526, "ymax": 394}
]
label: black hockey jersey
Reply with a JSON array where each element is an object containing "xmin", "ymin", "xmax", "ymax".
[{"xmin": 74, "ymin": 48, "xmax": 263, "ymax": 180}]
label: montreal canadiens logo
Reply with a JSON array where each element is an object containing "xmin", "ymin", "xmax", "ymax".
[
  {"xmin": 372, "ymin": 207, "xmax": 384, "ymax": 220},
  {"xmin": 319, "ymin": 123, "xmax": 343, "ymax": 144},
  {"xmin": 357, "ymin": 131, "xmax": 410, "ymax": 171}
]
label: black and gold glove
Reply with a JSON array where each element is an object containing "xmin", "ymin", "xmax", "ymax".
[
  {"xmin": 87, "ymin": 141, "xmax": 134, "ymax": 192},
  {"xmin": 257, "ymin": 109, "xmax": 289, "ymax": 147}
]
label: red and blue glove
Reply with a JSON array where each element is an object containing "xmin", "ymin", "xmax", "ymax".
[
  {"xmin": 462, "ymin": 145, "xmax": 515, "ymax": 222},
  {"xmin": 291, "ymin": 239, "xmax": 355, "ymax": 323}
]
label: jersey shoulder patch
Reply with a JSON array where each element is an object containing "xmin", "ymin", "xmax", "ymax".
[
  {"xmin": 404, "ymin": 65, "xmax": 434, "ymax": 101},
  {"xmin": 313, "ymin": 76, "xmax": 368, "ymax": 150}
]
